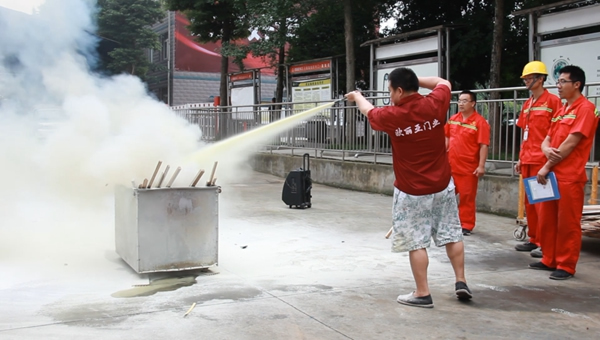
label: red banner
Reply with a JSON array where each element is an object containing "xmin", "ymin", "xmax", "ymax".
[
  {"xmin": 230, "ymin": 72, "xmax": 254, "ymax": 82},
  {"xmin": 289, "ymin": 60, "xmax": 331, "ymax": 74},
  {"xmin": 174, "ymin": 12, "xmax": 274, "ymax": 75}
]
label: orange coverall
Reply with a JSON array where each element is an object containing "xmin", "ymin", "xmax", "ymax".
[
  {"xmin": 538, "ymin": 96, "xmax": 599, "ymax": 274},
  {"xmin": 516, "ymin": 90, "xmax": 561, "ymax": 245},
  {"xmin": 445, "ymin": 111, "xmax": 490, "ymax": 231}
]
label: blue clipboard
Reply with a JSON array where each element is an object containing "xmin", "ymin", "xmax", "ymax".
[{"xmin": 524, "ymin": 171, "xmax": 560, "ymax": 204}]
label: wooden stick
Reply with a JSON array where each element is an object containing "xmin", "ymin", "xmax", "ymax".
[
  {"xmin": 207, "ymin": 161, "xmax": 218, "ymax": 186},
  {"xmin": 157, "ymin": 165, "xmax": 170, "ymax": 188},
  {"xmin": 517, "ymin": 174, "xmax": 525, "ymax": 220},
  {"xmin": 190, "ymin": 169, "xmax": 205, "ymax": 187},
  {"xmin": 147, "ymin": 161, "xmax": 162, "ymax": 188},
  {"xmin": 589, "ymin": 166, "xmax": 598, "ymax": 204},
  {"xmin": 385, "ymin": 227, "xmax": 393, "ymax": 239},
  {"xmin": 166, "ymin": 167, "xmax": 181, "ymax": 188},
  {"xmin": 141, "ymin": 178, "xmax": 148, "ymax": 189},
  {"xmin": 183, "ymin": 302, "xmax": 197, "ymax": 317},
  {"xmin": 210, "ymin": 177, "xmax": 217, "ymax": 186}
]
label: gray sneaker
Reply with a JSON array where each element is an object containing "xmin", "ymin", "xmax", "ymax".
[
  {"xmin": 530, "ymin": 248, "xmax": 543, "ymax": 258},
  {"xmin": 396, "ymin": 292, "xmax": 434, "ymax": 308}
]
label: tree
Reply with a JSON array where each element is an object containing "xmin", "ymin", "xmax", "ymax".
[
  {"xmin": 287, "ymin": 0, "xmax": 391, "ymax": 92},
  {"xmin": 238, "ymin": 0, "xmax": 316, "ymax": 103},
  {"xmin": 164, "ymin": 0, "xmax": 249, "ymax": 106},
  {"xmin": 96, "ymin": 0, "xmax": 164, "ymax": 79},
  {"xmin": 343, "ymin": 0, "xmax": 355, "ymax": 94},
  {"xmin": 489, "ymin": 0, "xmax": 505, "ymax": 155}
]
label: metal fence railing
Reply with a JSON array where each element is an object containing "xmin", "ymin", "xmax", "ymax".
[{"xmin": 173, "ymin": 82, "xmax": 600, "ymax": 177}]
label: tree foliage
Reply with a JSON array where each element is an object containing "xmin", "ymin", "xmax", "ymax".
[
  {"xmin": 96, "ymin": 0, "xmax": 164, "ymax": 79},
  {"xmin": 390, "ymin": 0, "xmax": 593, "ymax": 90},
  {"xmin": 234, "ymin": 0, "xmax": 317, "ymax": 102},
  {"xmin": 287, "ymin": 0, "xmax": 391, "ymax": 93}
]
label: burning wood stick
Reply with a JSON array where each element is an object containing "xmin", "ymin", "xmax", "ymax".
[
  {"xmin": 157, "ymin": 165, "xmax": 170, "ymax": 188},
  {"xmin": 385, "ymin": 227, "xmax": 393, "ymax": 239},
  {"xmin": 207, "ymin": 161, "xmax": 218, "ymax": 186},
  {"xmin": 147, "ymin": 161, "xmax": 162, "ymax": 188},
  {"xmin": 166, "ymin": 167, "xmax": 181, "ymax": 188},
  {"xmin": 141, "ymin": 178, "xmax": 148, "ymax": 189},
  {"xmin": 190, "ymin": 169, "xmax": 205, "ymax": 187}
]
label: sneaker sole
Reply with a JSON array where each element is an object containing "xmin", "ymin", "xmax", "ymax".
[
  {"xmin": 528, "ymin": 265, "xmax": 556, "ymax": 271},
  {"xmin": 396, "ymin": 300, "xmax": 434, "ymax": 308},
  {"xmin": 515, "ymin": 247, "xmax": 537, "ymax": 252},
  {"xmin": 456, "ymin": 289, "xmax": 473, "ymax": 300},
  {"xmin": 549, "ymin": 274, "xmax": 573, "ymax": 280}
]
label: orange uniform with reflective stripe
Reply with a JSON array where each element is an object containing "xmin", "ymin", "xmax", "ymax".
[
  {"xmin": 517, "ymin": 90, "xmax": 562, "ymax": 165},
  {"xmin": 445, "ymin": 111, "xmax": 490, "ymax": 230},
  {"xmin": 516, "ymin": 89, "xmax": 561, "ymax": 245},
  {"xmin": 538, "ymin": 95, "xmax": 599, "ymax": 275}
]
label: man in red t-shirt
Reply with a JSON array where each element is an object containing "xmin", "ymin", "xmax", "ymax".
[
  {"xmin": 530, "ymin": 65, "xmax": 599, "ymax": 280},
  {"xmin": 445, "ymin": 91, "xmax": 491, "ymax": 235},
  {"xmin": 345, "ymin": 67, "xmax": 472, "ymax": 308},
  {"xmin": 514, "ymin": 61, "xmax": 562, "ymax": 256}
]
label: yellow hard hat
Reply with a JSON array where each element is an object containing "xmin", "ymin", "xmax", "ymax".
[{"xmin": 521, "ymin": 61, "xmax": 548, "ymax": 78}]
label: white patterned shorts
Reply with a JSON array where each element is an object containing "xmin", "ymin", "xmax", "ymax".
[{"xmin": 391, "ymin": 178, "xmax": 463, "ymax": 252}]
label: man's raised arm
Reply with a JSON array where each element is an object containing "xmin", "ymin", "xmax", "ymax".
[{"xmin": 418, "ymin": 77, "xmax": 451, "ymax": 91}]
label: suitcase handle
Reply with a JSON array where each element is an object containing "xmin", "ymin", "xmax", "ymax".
[{"xmin": 303, "ymin": 153, "xmax": 310, "ymax": 171}]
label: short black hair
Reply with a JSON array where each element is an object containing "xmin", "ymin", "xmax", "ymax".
[
  {"xmin": 559, "ymin": 65, "xmax": 586, "ymax": 92},
  {"xmin": 460, "ymin": 90, "xmax": 476, "ymax": 103},
  {"xmin": 388, "ymin": 67, "xmax": 419, "ymax": 92}
]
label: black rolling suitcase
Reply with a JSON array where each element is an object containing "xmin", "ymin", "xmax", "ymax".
[{"xmin": 282, "ymin": 153, "xmax": 312, "ymax": 209}]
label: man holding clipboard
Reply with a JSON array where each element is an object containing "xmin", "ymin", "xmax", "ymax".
[
  {"xmin": 529, "ymin": 65, "xmax": 599, "ymax": 280},
  {"xmin": 514, "ymin": 61, "xmax": 561, "ymax": 257}
]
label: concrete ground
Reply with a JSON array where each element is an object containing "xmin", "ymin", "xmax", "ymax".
[{"xmin": 1, "ymin": 171, "xmax": 600, "ymax": 339}]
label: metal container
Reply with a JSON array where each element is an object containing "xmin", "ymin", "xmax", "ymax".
[{"xmin": 115, "ymin": 185, "xmax": 220, "ymax": 273}]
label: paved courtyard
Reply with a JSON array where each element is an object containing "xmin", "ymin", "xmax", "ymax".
[{"xmin": 1, "ymin": 171, "xmax": 599, "ymax": 339}]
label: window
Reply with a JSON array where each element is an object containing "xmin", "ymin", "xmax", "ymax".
[
  {"xmin": 147, "ymin": 48, "xmax": 153, "ymax": 63},
  {"xmin": 162, "ymin": 34, "xmax": 169, "ymax": 60}
]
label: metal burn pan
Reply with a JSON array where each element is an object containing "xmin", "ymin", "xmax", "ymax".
[{"xmin": 115, "ymin": 186, "xmax": 220, "ymax": 274}]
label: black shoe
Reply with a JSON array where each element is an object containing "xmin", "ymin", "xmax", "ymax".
[
  {"xmin": 528, "ymin": 261, "xmax": 556, "ymax": 271},
  {"xmin": 455, "ymin": 281, "xmax": 473, "ymax": 300},
  {"xmin": 396, "ymin": 292, "xmax": 434, "ymax": 308},
  {"xmin": 515, "ymin": 242, "xmax": 538, "ymax": 252},
  {"xmin": 550, "ymin": 269, "xmax": 574, "ymax": 280},
  {"xmin": 462, "ymin": 228, "xmax": 471, "ymax": 236},
  {"xmin": 530, "ymin": 248, "xmax": 542, "ymax": 258}
]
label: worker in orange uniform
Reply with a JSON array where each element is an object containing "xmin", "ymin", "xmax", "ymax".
[
  {"xmin": 530, "ymin": 65, "xmax": 599, "ymax": 280},
  {"xmin": 445, "ymin": 90, "xmax": 490, "ymax": 235},
  {"xmin": 514, "ymin": 61, "xmax": 561, "ymax": 257}
]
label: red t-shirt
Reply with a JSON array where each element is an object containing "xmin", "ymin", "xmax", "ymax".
[
  {"xmin": 548, "ymin": 95, "xmax": 599, "ymax": 183},
  {"xmin": 516, "ymin": 89, "xmax": 562, "ymax": 165},
  {"xmin": 368, "ymin": 85, "xmax": 451, "ymax": 195},
  {"xmin": 444, "ymin": 111, "xmax": 490, "ymax": 175}
]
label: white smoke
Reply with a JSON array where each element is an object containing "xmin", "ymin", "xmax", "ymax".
[{"xmin": 0, "ymin": 1, "xmax": 204, "ymax": 270}]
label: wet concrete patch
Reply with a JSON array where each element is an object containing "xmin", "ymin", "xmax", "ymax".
[
  {"xmin": 182, "ymin": 287, "xmax": 264, "ymax": 305},
  {"xmin": 43, "ymin": 302, "xmax": 141, "ymax": 328},
  {"xmin": 468, "ymin": 284, "xmax": 600, "ymax": 316},
  {"xmin": 111, "ymin": 269, "xmax": 216, "ymax": 298},
  {"xmin": 266, "ymin": 284, "xmax": 335, "ymax": 293}
]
